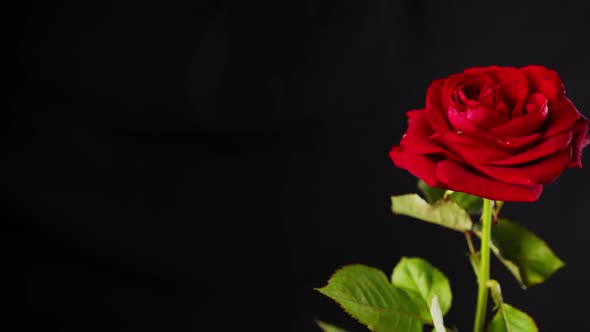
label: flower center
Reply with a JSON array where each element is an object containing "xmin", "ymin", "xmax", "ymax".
[{"xmin": 449, "ymin": 81, "xmax": 509, "ymax": 131}]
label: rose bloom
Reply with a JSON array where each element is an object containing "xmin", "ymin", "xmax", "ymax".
[{"xmin": 390, "ymin": 66, "xmax": 589, "ymax": 202}]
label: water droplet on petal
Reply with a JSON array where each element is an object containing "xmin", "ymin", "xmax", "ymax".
[
  {"xmin": 456, "ymin": 130, "xmax": 463, "ymax": 135},
  {"xmin": 497, "ymin": 137, "xmax": 518, "ymax": 146}
]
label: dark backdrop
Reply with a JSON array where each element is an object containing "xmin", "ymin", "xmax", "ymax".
[{"xmin": 8, "ymin": 1, "xmax": 590, "ymax": 331}]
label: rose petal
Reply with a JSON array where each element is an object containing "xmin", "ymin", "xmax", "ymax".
[
  {"xmin": 435, "ymin": 160, "xmax": 543, "ymax": 202},
  {"xmin": 430, "ymin": 132, "xmax": 512, "ymax": 164},
  {"xmin": 425, "ymin": 79, "xmax": 452, "ymax": 132},
  {"xmin": 447, "ymin": 105, "xmax": 498, "ymax": 136},
  {"xmin": 525, "ymin": 93, "xmax": 547, "ymax": 109},
  {"xmin": 543, "ymin": 96, "xmax": 584, "ymax": 138},
  {"xmin": 490, "ymin": 99, "xmax": 548, "ymax": 137},
  {"xmin": 488, "ymin": 131, "xmax": 572, "ymax": 166},
  {"xmin": 389, "ymin": 146, "xmax": 447, "ymax": 188},
  {"xmin": 568, "ymin": 116, "xmax": 590, "ymax": 168},
  {"xmin": 486, "ymin": 66, "xmax": 528, "ymax": 86},
  {"xmin": 442, "ymin": 73, "xmax": 471, "ymax": 112},
  {"xmin": 487, "ymin": 67, "xmax": 529, "ymax": 116},
  {"xmin": 433, "ymin": 129, "xmax": 542, "ymax": 152},
  {"xmin": 463, "ymin": 66, "xmax": 499, "ymax": 77},
  {"xmin": 442, "ymin": 70, "xmax": 494, "ymax": 113},
  {"xmin": 473, "ymin": 148, "xmax": 572, "ymax": 185},
  {"xmin": 499, "ymin": 82, "xmax": 528, "ymax": 117},
  {"xmin": 389, "ymin": 146, "xmax": 404, "ymax": 164},
  {"xmin": 400, "ymin": 110, "xmax": 452, "ymax": 156},
  {"xmin": 464, "ymin": 102, "xmax": 510, "ymax": 130},
  {"xmin": 491, "ymin": 132, "xmax": 543, "ymax": 150},
  {"xmin": 520, "ymin": 65, "xmax": 565, "ymax": 102}
]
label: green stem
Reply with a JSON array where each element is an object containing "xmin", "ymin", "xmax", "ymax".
[{"xmin": 473, "ymin": 198, "xmax": 493, "ymax": 332}]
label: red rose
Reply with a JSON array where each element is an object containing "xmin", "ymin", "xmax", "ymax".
[{"xmin": 390, "ymin": 66, "xmax": 589, "ymax": 202}]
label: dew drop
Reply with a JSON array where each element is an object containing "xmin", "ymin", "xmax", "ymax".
[
  {"xmin": 456, "ymin": 130, "xmax": 463, "ymax": 135},
  {"xmin": 498, "ymin": 137, "xmax": 518, "ymax": 146}
]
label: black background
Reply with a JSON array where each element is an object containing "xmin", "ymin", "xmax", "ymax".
[{"xmin": 8, "ymin": 1, "xmax": 590, "ymax": 331}]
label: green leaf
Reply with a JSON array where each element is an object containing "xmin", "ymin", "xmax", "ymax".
[
  {"xmin": 316, "ymin": 265, "xmax": 426, "ymax": 332},
  {"xmin": 491, "ymin": 219, "xmax": 564, "ymax": 288},
  {"xmin": 450, "ymin": 192, "xmax": 483, "ymax": 215},
  {"xmin": 487, "ymin": 303, "xmax": 538, "ymax": 332},
  {"xmin": 486, "ymin": 280, "xmax": 537, "ymax": 332},
  {"xmin": 391, "ymin": 257, "xmax": 452, "ymax": 317},
  {"xmin": 316, "ymin": 320, "xmax": 351, "ymax": 332},
  {"xmin": 417, "ymin": 179, "xmax": 446, "ymax": 203},
  {"xmin": 417, "ymin": 180, "xmax": 483, "ymax": 214},
  {"xmin": 391, "ymin": 194, "xmax": 473, "ymax": 232}
]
